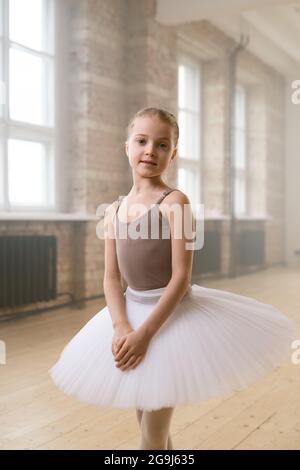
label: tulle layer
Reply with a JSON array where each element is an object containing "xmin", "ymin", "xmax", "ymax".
[{"xmin": 49, "ymin": 283, "xmax": 294, "ymax": 411}]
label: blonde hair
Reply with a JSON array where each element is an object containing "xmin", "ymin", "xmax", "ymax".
[{"xmin": 126, "ymin": 107, "xmax": 179, "ymax": 148}]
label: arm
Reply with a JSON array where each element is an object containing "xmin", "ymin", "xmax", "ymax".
[
  {"xmin": 139, "ymin": 273, "xmax": 191, "ymax": 338},
  {"xmin": 103, "ymin": 202, "xmax": 130, "ymax": 330},
  {"xmin": 139, "ymin": 191, "xmax": 195, "ymax": 339}
]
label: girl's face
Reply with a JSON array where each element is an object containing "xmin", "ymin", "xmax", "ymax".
[{"xmin": 125, "ymin": 116, "xmax": 177, "ymax": 177}]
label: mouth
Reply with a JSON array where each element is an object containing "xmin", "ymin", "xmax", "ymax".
[{"xmin": 140, "ymin": 160, "xmax": 157, "ymax": 166}]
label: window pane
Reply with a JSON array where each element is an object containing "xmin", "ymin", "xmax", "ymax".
[
  {"xmin": 178, "ymin": 63, "xmax": 199, "ymax": 112},
  {"xmin": 178, "ymin": 166, "xmax": 199, "ymax": 210},
  {"xmin": 0, "ymin": 40, "xmax": 4, "ymax": 118},
  {"xmin": 235, "ymin": 175, "xmax": 246, "ymax": 215},
  {"xmin": 0, "ymin": 128, "xmax": 4, "ymax": 206},
  {"xmin": 234, "ymin": 129, "xmax": 246, "ymax": 169},
  {"xmin": 235, "ymin": 86, "xmax": 246, "ymax": 130},
  {"xmin": 178, "ymin": 110, "xmax": 200, "ymax": 160},
  {"xmin": 9, "ymin": 0, "xmax": 53, "ymax": 53},
  {"xmin": 8, "ymin": 138, "xmax": 47, "ymax": 205},
  {"xmin": 0, "ymin": 0, "xmax": 3, "ymax": 37},
  {"xmin": 9, "ymin": 47, "xmax": 53, "ymax": 126}
]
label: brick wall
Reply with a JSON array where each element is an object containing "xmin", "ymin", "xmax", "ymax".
[{"xmin": 1, "ymin": 0, "xmax": 286, "ymax": 317}]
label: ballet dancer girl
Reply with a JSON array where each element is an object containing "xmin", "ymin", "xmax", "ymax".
[{"xmin": 50, "ymin": 107, "xmax": 294, "ymax": 450}]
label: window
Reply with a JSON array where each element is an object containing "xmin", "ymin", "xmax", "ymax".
[
  {"xmin": 234, "ymin": 85, "xmax": 247, "ymax": 216},
  {"xmin": 177, "ymin": 55, "xmax": 201, "ymax": 211},
  {"xmin": 0, "ymin": 0, "xmax": 55, "ymax": 211}
]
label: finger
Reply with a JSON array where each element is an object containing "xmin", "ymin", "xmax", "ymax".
[
  {"xmin": 115, "ymin": 337, "xmax": 126, "ymax": 353},
  {"xmin": 120, "ymin": 354, "xmax": 137, "ymax": 371},
  {"xmin": 131, "ymin": 355, "xmax": 143, "ymax": 369},
  {"xmin": 123, "ymin": 354, "xmax": 143, "ymax": 371},
  {"xmin": 112, "ymin": 341, "xmax": 119, "ymax": 356},
  {"xmin": 115, "ymin": 341, "xmax": 123, "ymax": 354},
  {"xmin": 112, "ymin": 337, "xmax": 124, "ymax": 356},
  {"xmin": 116, "ymin": 336, "xmax": 125, "ymax": 345},
  {"xmin": 115, "ymin": 349, "xmax": 129, "ymax": 363},
  {"xmin": 115, "ymin": 352, "xmax": 133, "ymax": 368},
  {"xmin": 115, "ymin": 344, "xmax": 130, "ymax": 361},
  {"xmin": 122, "ymin": 353, "xmax": 142, "ymax": 369},
  {"xmin": 116, "ymin": 349, "xmax": 134, "ymax": 365}
]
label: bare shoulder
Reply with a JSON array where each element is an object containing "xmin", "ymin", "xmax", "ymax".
[
  {"xmin": 165, "ymin": 189, "xmax": 191, "ymax": 205},
  {"xmin": 104, "ymin": 199, "xmax": 119, "ymax": 221},
  {"xmin": 107, "ymin": 199, "xmax": 120, "ymax": 212},
  {"xmin": 160, "ymin": 189, "xmax": 195, "ymax": 233},
  {"xmin": 160, "ymin": 189, "xmax": 191, "ymax": 215}
]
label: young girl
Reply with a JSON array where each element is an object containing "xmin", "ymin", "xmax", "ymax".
[{"xmin": 49, "ymin": 107, "xmax": 294, "ymax": 450}]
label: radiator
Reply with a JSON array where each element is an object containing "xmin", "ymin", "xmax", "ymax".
[
  {"xmin": 238, "ymin": 230, "xmax": 265, "ymax": 266},
  {"xmin": 192, "ymin": 230, "xmax": 221, "ymax": 275},
  {"xmin": 0, "ymin": 235, "xmax": 57, "ymax": 308}
]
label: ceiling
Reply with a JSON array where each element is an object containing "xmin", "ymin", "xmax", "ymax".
[{"xmin": 155, "ymin": 0, "xmax": 300, "ymax": 79}]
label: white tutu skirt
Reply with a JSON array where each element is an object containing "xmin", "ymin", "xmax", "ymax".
[{"xmin": 49, "ymin": 283, "xmax": 294, "ymax": 412}]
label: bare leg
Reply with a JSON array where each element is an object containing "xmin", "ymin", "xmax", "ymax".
[
  {"xmin": 136, "ymin": 409, "xmax": 143, "ymax": 427},
  {"xmin": 138, "ymin": 407, "xmax": 174, "ymax": 450},
  {"xmin": 136, "ymin": 409, "xmax": 173, "ymax": 449}
]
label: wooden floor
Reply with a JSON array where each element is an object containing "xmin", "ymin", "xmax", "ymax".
[{"xmin": 0, "ymin": 266, "xmax": 299, "ymax": 450}]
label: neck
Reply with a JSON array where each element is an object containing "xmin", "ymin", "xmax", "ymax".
[{"xmin": 130, "ymin": 176, "xmax": 167, "ymax": 196}]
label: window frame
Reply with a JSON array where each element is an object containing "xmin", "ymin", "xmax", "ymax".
[
  {"xmin": 0, "ymin": 0, "xmax": 56, "ymax": 212},
  {"xmin": 177, "ymin": 51, "xmax": 203, "ymax": 212},
  {"xmin": 234, "ymin": 83, "xmax": 248, "ymax": 216}
]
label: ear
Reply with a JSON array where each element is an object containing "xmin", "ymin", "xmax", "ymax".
[
  {"xmin": 124, "ymin": 141, "xmax": 129, "ymax": 156},
  {"xmin": 171, "ymin": 148, "xmax": 177, "ymax": 160}
]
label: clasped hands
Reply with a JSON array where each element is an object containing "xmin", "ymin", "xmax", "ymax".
[{"xmin": 112, "ymin": 321, "xmax": 151, "ymax": 371}]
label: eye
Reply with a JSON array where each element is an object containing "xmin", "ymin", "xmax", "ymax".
[
  {"xmin": 137, "ymin": 139, "xmax": 146, "ymax": 144},
  {"xmin": 160, "ymin": 143, "xmax": 168, "ymax": 149}
]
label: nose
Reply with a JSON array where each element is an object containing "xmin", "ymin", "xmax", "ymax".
[{"xmin": 145, "ymin": 142, "xmax": 155, "ymax": 156}]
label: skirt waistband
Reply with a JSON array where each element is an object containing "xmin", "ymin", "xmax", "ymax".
[{"xmin": 125, "ymin": 284, "xmax": 192, "ymax": 304}]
